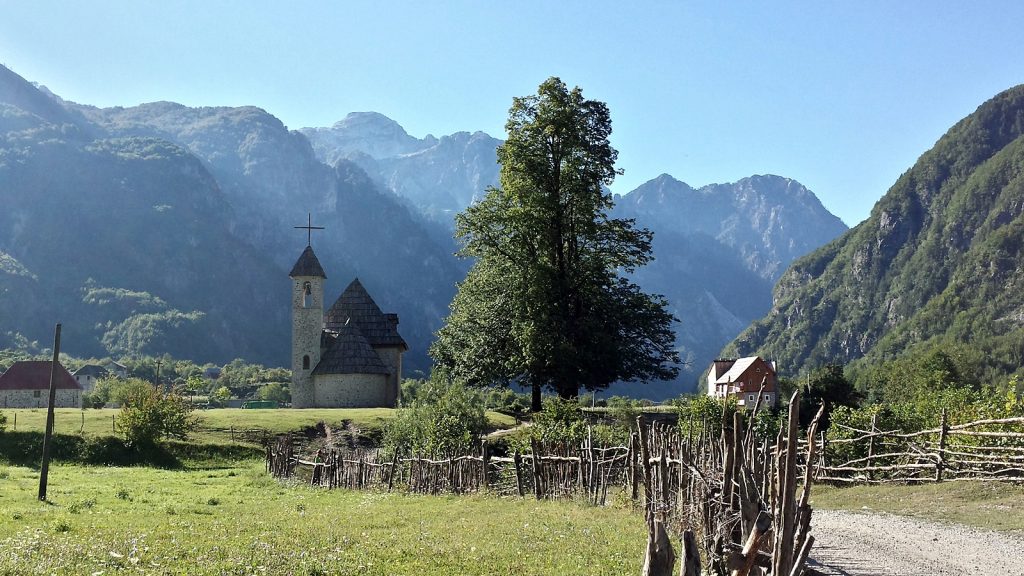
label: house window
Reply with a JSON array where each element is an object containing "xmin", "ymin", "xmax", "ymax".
[
  {"xmin": 303, "ymin": 282, "xmax": 312, "ymax": 308},
  {"xmin": 34, "ymin": 390, "xmax": 41, "ymax": 398},
  {"xmin": 764, "ymin": 395, "xmax": 770, "ymax": 402},
  {"xmin": 302, "ymin": 355, "xmax": 310, "ymax": 370},
  {"xmin": 747, "ymin": 394, "xmax": 755, "ymax": 403}
]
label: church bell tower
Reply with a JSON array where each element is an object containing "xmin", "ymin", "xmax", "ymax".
[{"xmin": 289, "ymin": 216, "xmax": 326, "ymax": 408}]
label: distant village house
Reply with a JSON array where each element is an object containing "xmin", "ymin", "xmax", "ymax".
[
  {"xmin": 706, "ymin": 356, "xmax": 777, "ymax": 409},
  {"xmin": 72, "ymin": 364, "xmax": 109, "ymax": 393},
  {"xmin": 0, "ymin": 360, "xmax": 83, "ymax": 408},
  {"xmin": 104, "ymin": 360, "xmax": 128, "ymax": 379}
]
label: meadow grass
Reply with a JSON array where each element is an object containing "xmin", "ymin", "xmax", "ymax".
[
  {"xmin": 2, "ymin": 407, "xmax": 517, "ymax": 445},
  {"xmin": 812, "ymin": 481, "xmax": 1024, "ymax": 533},
  {"xmin": 0, "ymin": 461, "xmax": 645, "ymax": 575}
]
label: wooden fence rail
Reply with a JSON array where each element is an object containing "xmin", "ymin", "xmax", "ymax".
[{"xmin": 814, "ymin": 412, "xmax": 1024, "ymax": 483}]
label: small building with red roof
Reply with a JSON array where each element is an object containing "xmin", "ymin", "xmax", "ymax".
[
  {"xmin": 0, "ymin": 360, "xmax": 83, "ymax": 408},
  {"xmin": 706, "ymin": 356, "xmax": 778, "ymax": 409}
]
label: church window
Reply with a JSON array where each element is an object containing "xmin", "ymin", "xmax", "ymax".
[
  {"xmin": 303, "ymin": 355, "xmax": 310, "ymax": 370},
  {"xmin": 303, "ymin": 282, "xmax": 312, "ymax": 308}
]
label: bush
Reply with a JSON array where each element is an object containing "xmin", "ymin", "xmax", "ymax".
[
  {"xmin": 481, "ymin": 386, "xmax": 530, "ymax": 416},
  {"xmin": 530, "ymin": 397, "xmax": 588, "ymax": 444},
  {"xmin": 0, "ymin": 410, "xmax": 6, "ymax": 432},
  {"xmin": 256, "ymin": 382, "xmax": 289, "ymax": 404},
  {"xmin": 118, "ymin": 382, "xmax": 198, "ymax": 450},
  {"xmin": 383, "ymin": 379, "xmax": 488, "ymax": 457}
]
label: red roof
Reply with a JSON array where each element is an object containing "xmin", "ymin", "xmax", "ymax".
[{"xmin": 0, "ymin": 361, "xmax": 81, "ymax": 391}]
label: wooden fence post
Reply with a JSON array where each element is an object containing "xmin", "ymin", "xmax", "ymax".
[
  {"xmin": 680, "ymin": 529, "xmax": 701, "ymax": 576},
  {"xmin": 637, "ymin": 416, "xmax": 653, "ymax": 515},
  {"xmin": 628, "ymin": 432, "xmax": 639, "ymax": 502},
  {"xmin": 530, "ymin": 438, "xmax": 543, "ymax": 500},
  {"xmin": 513, "ymin": 451, "xmax": 525, "ymax": 497},
  {"xmin": 866, "ymin": 412, "xmax": 878, "ymax": 481},
  {"xmin": 936, "ymin": 408, "xmax": 948, "ymax": 482},
  {"xmin": 772, "ymin": 391, "xmax": 800, "ymax": 576},
  {"xmin": 641, "ymin": 517, "xmax": 675, "ymax": 576},
  {"xmin": 481, "ymin": 441, "xmax": 490, "ymax": 491}
]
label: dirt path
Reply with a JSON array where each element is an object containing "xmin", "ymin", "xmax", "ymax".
[{"xmin": 808, "ymin": 509, "xmax": 1024, "ymax": 575}]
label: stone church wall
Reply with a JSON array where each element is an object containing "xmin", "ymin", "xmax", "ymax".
[
  {"xmin": 313, "ymin": 373, "xmax": 392, "ymax": 408},
  {"xmin": 374, "ymin": 346, "xmax": 403, "ymax": 407}
]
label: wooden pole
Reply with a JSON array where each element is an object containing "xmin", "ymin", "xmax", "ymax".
[
  {"xmin": 772, "ymin": 391, "xmax": 800, "ymax": 576},
  {"xmin": 513, "ymin": 451, "xmax": 525, "ymax": 497},
  {"xmin": 679, "ymin": 529, "xmax": 701, "ymax": 576},
  {"xmin": 936, "ymin": 408, "xmax": 948, "ymax": 482},
  {"xmin": 637, "ymin": 416, "xmax": 653, "ymax": 515},
  {"xmin": 865, "ymin": 411, "xmax": 877, "ymax": 482},
  {"xmin": 731, "ymin": 510, "xmax": 772, "ymax": 576},
  {"xmin": 38, "ymin": 323, "xmax": 62, "ymax": 502},
  {"xmin": 530, "ymin": 438, "xmax": 543, "ymax": 500},
  {"xmin": 481, "ymin": 441, "xmax": 490, "ymax": 491},
  {"xmin": 641, "ymin": 517, "xmax": 675, "ymax": 576}
]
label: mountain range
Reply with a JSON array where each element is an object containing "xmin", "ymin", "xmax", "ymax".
[
  {"xmin": 726, "ymin": 84, "xmax": 1024, "ymax": 388},
  {"xmin": 0, "ymin": 63, "xmax": 848, "ymax": 397}
]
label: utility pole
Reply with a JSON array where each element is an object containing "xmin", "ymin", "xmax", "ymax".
[
  {"xmin": 38, "ymin": 323, "xmax": 62, "ymax": 501},
  {"xmin": 155, "ymin": 358, "xmax": 162, "ymax": 389}
]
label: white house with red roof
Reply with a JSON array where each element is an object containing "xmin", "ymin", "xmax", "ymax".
[
  {"xmin": 0, "ymin": 360, "xmax": 83, "ymax": 408},
  {"xmin": 706, "ymin": 356, "xmax": 778, "ymax": 409}
]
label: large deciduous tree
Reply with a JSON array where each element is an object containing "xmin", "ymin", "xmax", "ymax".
[{"xmin": 431, "ymin": 77, "xmax": 679, "ymax": 411}]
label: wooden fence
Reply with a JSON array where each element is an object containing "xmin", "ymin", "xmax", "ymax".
[
  {"xmin": 267, "ymin": 392, "xmax": 825, "ymax": 576},
  {"xmin": 816, "ymin": 412, "xmax": 1024, "ymax": 484},
  {"xmin": 266, "ymin": 435, "xmax": 630, "ymax": 503}
]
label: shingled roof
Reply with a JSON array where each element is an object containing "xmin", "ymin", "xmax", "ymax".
[
  {"xmin": 0, "ymin": 361, "xmax": 81, "ymax": 390},
  {"xmin": 289, "ymin": 245, "xmax": 327, "ymax": 278},
  {"xmin": 73, "ymin": 364, "xmax": 109, "ymax": 378},
  {"xmin": 312, "ymin": 321, "xmax": 390, "ymax": 375},
  {"xmin": 324, "ymin": 278, "xmax": 407, "ymax": 350}
]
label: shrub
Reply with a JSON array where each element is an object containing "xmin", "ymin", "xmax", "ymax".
[
  {"xmin": 118, "ymin": 383, "xmax": 198, "ymax": 451},
  {"xmin": 531, "ymin": 397, "xmax": 588, "ymax": 444},
  {"xmin": 383, "ymin": 379, "xmax": 487, "ymax": 457},
  {"xmin": 256, "ymin": 382, "xmax": 289, "ymax": 404}
]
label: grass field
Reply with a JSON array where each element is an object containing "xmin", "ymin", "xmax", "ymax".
[
  {"xmin": 0, "ymin": 462, "xmax": 645, "ymax": 575},
  {"xmin": 812, "ymin": 481, "xmax": 1024, "ymax": 533},
  {"xmin": 2, "ymin": 407, "xmax": 517, "ymax": 445}
]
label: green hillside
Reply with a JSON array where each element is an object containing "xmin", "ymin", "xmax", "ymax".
[{"xmin": 726, "ymin": 85, "xmax": 1024, "ymax": 386}]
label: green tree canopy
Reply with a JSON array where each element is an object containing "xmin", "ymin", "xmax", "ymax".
[
  {"xmin": 431, "ymin": 77, "xmax": 679, "ymax": 410},
  {"xmin": 799, "ymin": 365, "xmax": 862, "ymax": 430}
]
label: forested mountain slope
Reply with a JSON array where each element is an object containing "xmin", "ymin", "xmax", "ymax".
[{"xmin": 726, "ymin": 85, "xmax": 1024, "ymax": 383}]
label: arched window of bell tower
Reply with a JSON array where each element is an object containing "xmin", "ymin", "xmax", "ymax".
[
  {"xmin": 303, "ymin": 282, "xmax": 312, "ymax": 308},
  {"xmin": 302, "ymin": 355, "xmax": 310, "ymax": 370}
]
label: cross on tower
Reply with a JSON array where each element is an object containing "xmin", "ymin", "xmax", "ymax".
[{"xmin": 294, "ymin": 213, "xmax": 325, "ymax": 246}]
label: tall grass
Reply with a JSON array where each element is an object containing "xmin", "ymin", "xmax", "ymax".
[{"xmin": 0, "ymin": 462, "xmax": 645, "ymax": 575}]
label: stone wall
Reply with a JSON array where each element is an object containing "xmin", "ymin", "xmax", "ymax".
[
  {"xmin": 1, "ymin": 389, "xmax": 81, "ymax": 409},
  {"xmin": 374, "ymin": 346, "xmax": 403, "ymax": 407},
  {"xmin": 313, "ymin": 373, "xmax": 393, "ymax": 408}
]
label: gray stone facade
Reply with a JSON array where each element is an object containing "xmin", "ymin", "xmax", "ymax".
[
  {"xmin": 291, "ymin": 275, "xmax": 324, "ymax": 408},
  {"xmin": 1, "ymin": 388, "xmax": 81, "ymax": 409}
]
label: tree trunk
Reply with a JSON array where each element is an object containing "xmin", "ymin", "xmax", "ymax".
[{"xmin": 531, "ymin": 382, "xmax": 542, "ymax": 413}]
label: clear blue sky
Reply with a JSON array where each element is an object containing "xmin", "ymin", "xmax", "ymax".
[{"xmin": 2, "ymin": 1, "xmax": 1022, "ymax": 225}]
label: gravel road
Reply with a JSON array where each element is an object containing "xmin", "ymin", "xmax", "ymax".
[{"xmin": 808, "ymin": 509, "xmax": 1024, "ymax": 575}]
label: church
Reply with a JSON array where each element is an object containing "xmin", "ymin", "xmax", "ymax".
[{"xmin": 289, "ymin": 242, "xmax": 406, "ymax": 408}]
